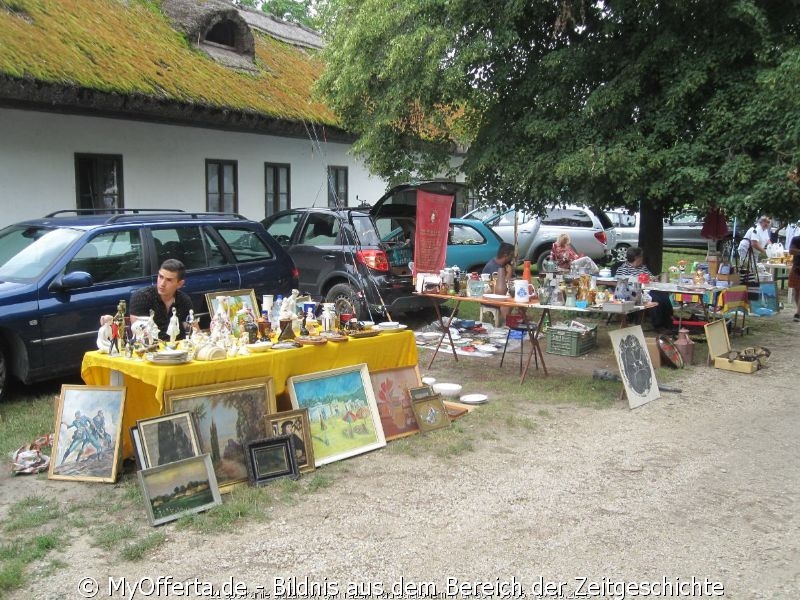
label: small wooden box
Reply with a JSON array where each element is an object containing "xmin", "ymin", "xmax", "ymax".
[{"xmin": 704, "ymin": 320, "xmax": 757, "ymax": 374}]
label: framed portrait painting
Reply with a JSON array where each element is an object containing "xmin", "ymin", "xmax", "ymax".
[
  {"xmin": 136, "ymin": 411, "xmax": 201, "ymax": 468},
  {"xmin": 164, "ymin": 377, "xmax": 276, "ymax": 492},
  {"xmin": 265, "ymin": 408, "xmax": 315, "ymax": 473},
  {"xmin": 369, "ymin": 365, "xmax": 422, "ymax": 440},
  {"xmin": 138, "ymin": 454, "xmax": 221, "ymax": 526},
  {"xmin": 49, "ymin": 385, "xmax": 126, "ymax": 483},
  {"xmin": 609, "ymin": 325, "xmax": 661, "ymax": 409},
  {"xmin": 287, "ymin": 364, "xmax": 386, "ymax": 467},
  {"xmin": 245, "ymin": 435, "xmax": 299, "ymax": 486},
  {"xmin": 205, "ymin": 289, "xmax": 259, "ymax": 322}
]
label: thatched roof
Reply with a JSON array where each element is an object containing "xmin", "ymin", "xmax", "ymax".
[{"xmin": 0, "ymin": 0, "xmax": 347, "ymax": 139}]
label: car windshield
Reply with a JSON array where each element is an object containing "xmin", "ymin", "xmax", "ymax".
[{"xmin": 0, "ymin": 225, "xmax": 83, "ymax": 281}]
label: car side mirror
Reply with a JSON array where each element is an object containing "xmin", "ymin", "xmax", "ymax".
[{"xmin": 49, "ymin": 271, "xmax": 93, "ymax": 292}]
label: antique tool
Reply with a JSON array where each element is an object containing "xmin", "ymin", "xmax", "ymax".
[{"xmin": 592, "ymin": 369, "xmax": 683, "ymax": 393}]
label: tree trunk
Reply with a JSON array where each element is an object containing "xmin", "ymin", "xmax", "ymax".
[{"xmin": 638, "ymin": 201, "xmax": 664, "ymax": 275}]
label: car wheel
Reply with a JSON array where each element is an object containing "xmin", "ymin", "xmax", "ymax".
[
  {"xmin": 325, "ymin": 283, "xmax": 362, "ymax": 320},
  {"xmin": 535, "ymin": 250, "xmax": 553, "ymax": 273}
]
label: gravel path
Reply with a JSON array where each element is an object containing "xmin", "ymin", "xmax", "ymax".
[{"xmin": 5, "ymin": 309, "xmax": 799, "ymax": 600}]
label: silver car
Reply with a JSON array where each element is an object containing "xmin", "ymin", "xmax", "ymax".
[
  {"xmin": 606, "ymin": 210, "xmax": 639, "ymax": 250},
  {"xmin": 464, "ymin": 205, "xmax": 616, "ymax": 270}
]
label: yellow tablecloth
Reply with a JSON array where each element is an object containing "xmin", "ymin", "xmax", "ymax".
[{"xmin": 81, "ymin": 331, "xmax": 418, "ymax": 458}]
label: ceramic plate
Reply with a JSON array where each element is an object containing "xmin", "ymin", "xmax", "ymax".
[
  {"xmin": 245, "ymin": 342, "xmax": 272, "ymax": 353},
  {"xmin": 422, "ymin": 331, "xmax": 442, "ymax": 340},
  {"xmin": 373, "ymin": 324, "xmax": 408, "ymax": 332},
  {"xmin": 475, "ymin": 344, "xmax": 498, "ymax": 352},
  {"xmin": 459, "ymin": 393, "xmax": 488, "ymax": 405}
]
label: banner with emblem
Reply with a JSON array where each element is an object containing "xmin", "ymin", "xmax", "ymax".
[{"xmin": 413, "ymin": 191, "xmax": 454, "ymax": 277}]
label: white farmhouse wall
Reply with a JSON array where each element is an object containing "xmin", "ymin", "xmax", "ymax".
[{"xmin": 0, "ymin": 107, "xmax": 389, "ymax": 226}]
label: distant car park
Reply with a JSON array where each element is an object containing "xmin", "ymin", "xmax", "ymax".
[
  {"xmin": 464, "ymin": 205, "xmax": 615, "ymax": 270},
  {"xmin": 662, "ymin": 211, "xmax": 733, "ymax": 249}
]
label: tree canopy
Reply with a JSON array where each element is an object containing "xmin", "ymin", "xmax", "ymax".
[{"xmin": 318, "ymin": 0, "xmax": 800, "ymax": 268}]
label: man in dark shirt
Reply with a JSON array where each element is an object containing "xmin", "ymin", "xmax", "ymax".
[{"xmin": 129, "ymin": 259, "xmax": 193, "ymax": 340}]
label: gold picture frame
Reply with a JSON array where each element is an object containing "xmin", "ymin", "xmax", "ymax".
[
  {"xmin": 411, "ymin": 396, "xmax": 450, "ymax": 433},
  {"xmin": 264, "ymin": 408, "xmax": 315, "ymax": 474},
  {"xmin": 204, "ymin": 289, "xmax": 259, "ymax": 322},
  {"xmin": 49, "ymin": 385, "xmax": 126, "ymax": 483},
  {"xmin": 164, "ymin": 377, "xmax": 277, "ymax": 492}
]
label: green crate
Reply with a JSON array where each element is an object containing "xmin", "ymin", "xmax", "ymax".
[{"xmin": 545, "ymin": 325, "xmax": 598, "ymax": 356}]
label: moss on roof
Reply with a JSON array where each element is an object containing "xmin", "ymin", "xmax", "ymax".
[{"xmin": 0, "ymin": 0, "xmax": 336, "ymax": 125}]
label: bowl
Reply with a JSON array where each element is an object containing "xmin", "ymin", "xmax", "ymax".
[
  {"xmin": 432, "ymin": 382, "xmax": 463, "ymax": 398},
  {"xmin": 378, "ymin": 321, "xmax": 400, "ymax": 329},
  {"xmin": 421, "ymin": 376, "xmax": 436, "ymax": 385},
  {"xmin": 459, "ymin": 319, "xmax": 476, "ymax": 329}
]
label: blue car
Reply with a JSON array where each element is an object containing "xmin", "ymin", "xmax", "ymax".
[
  {"xmin": 0, "ymin": 210, "xmax": 298, "ymax": 400},
  {"xmin": 374, "ymin": 215, "xmax": 503, "ymax": 273}
]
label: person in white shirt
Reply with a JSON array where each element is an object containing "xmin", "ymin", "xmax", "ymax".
[{"xmin": 737, "ymin": 215, "xmax": 772, "ymax": 263}]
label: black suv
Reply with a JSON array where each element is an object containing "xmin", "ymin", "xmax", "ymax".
[
  {"xmin": 0, "ymin": 210, "xmax": 298, "ymax": 400},
  {"xmin": 263, "ymin": 207, "xmax": 432, "ymax": 320}
]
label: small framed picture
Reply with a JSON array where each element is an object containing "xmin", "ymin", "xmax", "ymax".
[
  {"xmin": 138, "ymin": 454, "xmax": 221, "ymax": 526},
  {"xmin": 245, "ymin": 436, "xmax": 299, "ymax": 486},
  {"xmin": 205, "ymin": 289, "xmax": 259, "ymax": 322},
  {"xmin": 411, "ymin": 396, "xmax": 451, "ymax": 433},
  {"xmin": 129, "ymin": 426, "xmax": 146, "ymax": 470},
  {"xmin": 136, "ymin": 412, "xmax": 201, "ymax": 468},
  {"xmin": 264, "ymin": 409, "xmax": 315, "ymax": 474},
  {"xmin": 408, "ymin": 384, "xmax": 436, "ymax": 401}
]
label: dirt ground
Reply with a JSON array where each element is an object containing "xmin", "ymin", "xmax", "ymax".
[{"xmin": 2, "ymin": 305, "xmax": 799, "ymax": 599}]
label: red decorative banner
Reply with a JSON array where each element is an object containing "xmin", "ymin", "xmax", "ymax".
[{"xmin": 414, "ymin": 190, "xmax": 453, "ymax": 277}]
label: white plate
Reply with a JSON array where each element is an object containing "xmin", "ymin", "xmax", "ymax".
[
  {"xmin": 475, "ymin": 344, "xmax": 498, "ymax": 352},
  {"xmin": 373, "ymin": 324, "xmax": 408, "ymax": 332},
  {"xmin": 245, "ymin": 342, "xmax": 272, "ymax": 353},
  {"xmin": 378, "ymin": 321, "xmax": 400, "ymax": 329},
  {"xmin": 459, "ymin": 393, "xmax": 488, "ymax": 405},
  {"xmin": 422, "ymin": 331, "xmax": 442, "ymax": 340},
  {"xmin": 483, "ymin": 293, "xmax": 509, "ymax": 300}
]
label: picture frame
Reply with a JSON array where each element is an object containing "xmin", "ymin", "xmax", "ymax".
[
  {"xmin": 245, "ymin": 435, "xmax": 299, "ymax": 486},
  {"xmin": 136, "ymin": 411, "xmax": 201, "ymax": 468},
  {"xmin": 408, "ymin": 384, "xmax": 436, "ymax": 401},
  {"xmin": 369, "ymin": 365, "xmax": 422, "ymax": 440},
  {"xmin": 130, "ymin": 426, "xmax": 146, "ymax": 470},
  {"xmin": 609, "ymin": 325, "xmax": 661, "ymax": 409},
  {"xmin": 49, "ymin": 385, "xmax": 126, "ymax": 483},
  {"xmin": 264, "ymin": 408, "xmax": 315, "ymax": 473},
  {"xmin": 287, "ymin": 363, "xmax": 386, "ymax": 467},
  {"xmin": 137, "ymin": 454, "xmax": 221, "ymax": 526},
  {"xmin": 411, "ymin": 396, "xmax": 451, "ymax": 433},
  {"xmin": 164, "ymin": 377, "xmax": 277, "ymax": 492},
  {"xmin": 205, "ymin": 289, "xmax": 259, "ymax": 322}
]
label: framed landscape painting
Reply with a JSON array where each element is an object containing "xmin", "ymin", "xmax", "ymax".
[
  {"xmin": 287, "ymin": 364, "xmax": 386, "ymax": 467},
  {"xmin": 137, "ymin": 411, "xmax": 201, "ymax": 468},
  {"xmin": 245, "ymin": 435, "xmax": 299, "ymax": 486},
  {"xmin": 265, "ymin": 408, "xmax": 315, "ymax": 473},
  {"xmin": 49, "ymin": 385, "xmax": 126, "ymax": 483},
  {"xmin": 164, "ymin": 377, "xmax": 276, "ymax": 492},
  {"xmin": 369, "ymin": 365, "xmax": 422, "ymax": 440},
  {"xmin": 138, "ymin": 454, "xmax": 221, "ymax": 526}
]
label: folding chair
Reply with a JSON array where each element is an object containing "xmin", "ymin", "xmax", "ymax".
[{"xmin": 711, "ymin": 285, "xmax": 749, "ymax": 336}]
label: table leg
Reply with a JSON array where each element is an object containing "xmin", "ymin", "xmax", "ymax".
[
  {"xmin": 520, "ymin": 327, "xmax": 548, "ymax": 383},
  {"xmin": 427, "ymin": 299, "xmax": 460, "ymax": 369}
]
